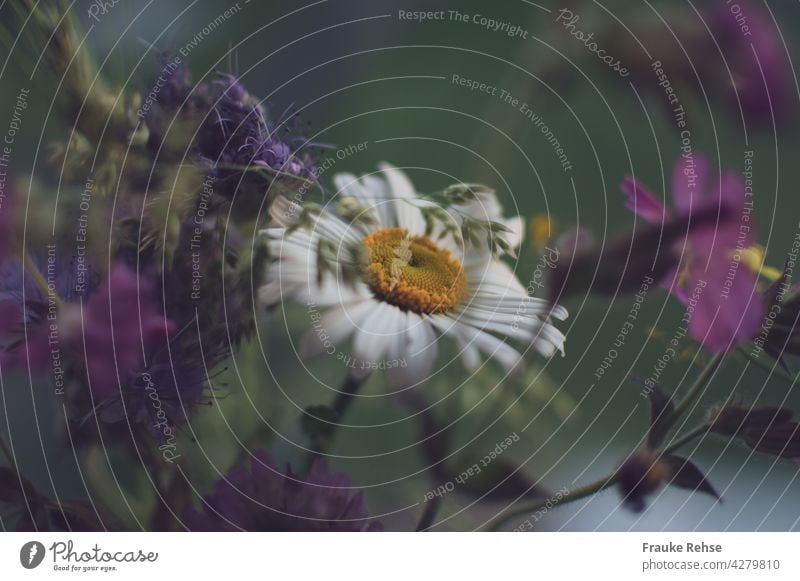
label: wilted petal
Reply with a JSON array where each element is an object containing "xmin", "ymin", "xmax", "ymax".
[{"xmin": 621, "ymin": 175, "xmax": 667, "ymax": 224}]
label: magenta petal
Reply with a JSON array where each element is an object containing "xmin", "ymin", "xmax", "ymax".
[
  {"xmin": 689, "ymin": 172, "xmax": 749, "ymax": 256},
  {"xmin": 77, "ymin": 265, "xmax": 175, "ymax": 399},
  {"xmin": 671, "ymin": 154, "xmax": 710, "ymax": 215},
  {"xmin": 620, "ymin": 175, "xmax": 667, "ymax": 224},
  {"xmin": 687, "ymin": 261, "xmax": 762, "ymax": 353},
  {"xmin": 710, "ymin": 0, "xmax": 792, "ymax": 125},
  {"xmin": 659, "ymin": 266, "xmax": 687, "ymax": 303},
  {"xmin": 717, "ymin": 172, "xmax": 754, "ymax": 240}
]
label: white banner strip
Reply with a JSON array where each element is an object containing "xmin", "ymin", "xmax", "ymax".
[{"xmin": 1, "ymin": 532, "xmax": 798, "ymax": 579}]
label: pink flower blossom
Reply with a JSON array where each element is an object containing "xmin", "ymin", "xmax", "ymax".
[
  {"xmin": 73, "ymin": 265, "xmax": 176, "ymax": 400},
  {"xmin": 621, "ymin": 154, "xmax": 762, "ymax": 352}
]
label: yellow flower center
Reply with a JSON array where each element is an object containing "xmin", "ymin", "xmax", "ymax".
[
  {"xmin": 361, "ymin": 227, "xmax": 466, "ymax": 314},
  {"xmin": 739, "ymin": 244, "xmax": 783, "ymax": 281}
]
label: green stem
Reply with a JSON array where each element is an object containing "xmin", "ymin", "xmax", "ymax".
[
  {"xmin": 487, "ymin": 354, "xmax": 724, "ymax": 531},
  {"xmin": 486, "ymin": 474, "xmax": 618, "ymax": 531},
  {"xmin": 303, "ymin": 373, "xmax": 367, "ymax": 472},
  {"xmin": 652, "ymin": 352, "xmax": 724, "ymax": 445},
  {"xmin": 662, "ymin": 424, "xmax": 710, "ymax": 456},
  {"xmin": 671, "ymin": 353, "xmax": 724, "ymax": 423}
]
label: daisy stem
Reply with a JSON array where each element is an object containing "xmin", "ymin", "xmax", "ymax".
[
  {"xmin": 305, "ymin": 373, "xmax": 367, "ymax": 470},
  {"xmin": 485, "ymin": 353, "xmax": 724, "ymax": 531}
]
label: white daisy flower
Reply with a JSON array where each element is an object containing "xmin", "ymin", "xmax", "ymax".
[{"xmin": 258, "ymin": 163, "xmax": 567, "ymax": 390}]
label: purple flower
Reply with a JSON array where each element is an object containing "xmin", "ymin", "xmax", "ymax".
[
  {"xmin": 184, "ymin": 451, "xmax": 382, "ymax": 531},
  {"xmin": 616, "ymin": 450, "xmax": 667, "ymax": 512},
  {"xmin": 708, "ymin": 1, "xmax": 793, "ymax": 127},
  {"xmin": 616, "ymin": 450, "xmax": 719, "ymax": 513},
  {"xmin": 0, "ymin": 189, "xmax": 14, "ymax": 265},
  {"xmin": 621, "ymin": 154, "xmax": 762, "ymax": 352},
  {"xmin": 0, "ymin": 298, "xmax": 50, "ymax": 370},
  {"xmin": 0, "ymin": 256, "xmax": 94, "ymax": 371},
  {"xmin": 70, "ymin": 265, "xmax": 176, "ymax": 401},
  {"xmin": 1, "ymin": 262, "xmax": 190, "ymax": 430},
  {"xmin": 0, "ymin": 249, "xmax": 229, "ymax": 433},
  {"xmin": 98, "ymin": 336, "xmax": 226, "ymax": 436},
  {"xmin": 143, "ymin": 61, "xmax": 314, "ymax": 190},
  {"xmin": 0, "ymin": 298, "xmax": 31, "ymax": 361}
]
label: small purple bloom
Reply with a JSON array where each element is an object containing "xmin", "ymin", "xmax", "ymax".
[
  {"xmin": 0, "ymin": 189, "xmax": 14, "ymax": 265},
  {"xmin": 184, "ymin": 451, "xmax": 382, "ymax": 531},
  {"xmin": 621, "ymin": 154, "xmax": 762, "ymax": 352},
  {"xmin": 0, "ymin": 256, "xmax": 94, "ymax": 371},
  {"xmin": 143, "ymin": 61, "xmax": 314, "ymax": 191},
  {"xmin": 1, "ymin": 262, "xmax": 185, "ymax": 429},
  {"xmin": 616, "ymin": 450, "xmax": 666, "ymax": 512},
  {"xmin": 71, "ymin": 265, "xmax": 176, "ymax": 401},
  {"xmin": 708, "ymin": 1, "xmax": 793, "ymax": 127}
]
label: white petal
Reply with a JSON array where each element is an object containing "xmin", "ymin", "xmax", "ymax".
[
  {"xmin": 464, "ymin": 294, "xmax": 556, "ymax": 316},
  {"xmin": 258, "ymin": 281, "xmax": 282, "ymax": 307},
  {"xmin": 466, "ymin": 259, "xmax": 527, "ymax": 295},
  {"xmin": 387, "ymin": 314, "xmax": 438, "ymax": 389},
  {"xmin": 336, "ymin": 172, "xmax": 398, "ymax": 228},
  {"xmin": 378, "ymin": 162, "xmax": 425, "ymax": 232},
  {"xmin": 450, "ymin": 311, "xmax": 533, "ymax": 342},
  {"xmin": 446, "ymin": 320, "xmax": 481, "ymax": 371},
  {"xmin": 308, "ymin": 210, "xmax": 362, "ymax": 245},
  {"xmin": 502, "ymin": 215, "xmax": 524, "ymax": 250},
  {"xmin": 299, "ymin": 299, "xmax": 375, "ymax": 357},
  {"xmin": 352, "ymin": 302, "xmax": 409, "ymax": 366},
  {"xmin": 456, "ymin": 321, "xmax": 524, "ymax": 372},
  {"xmin": 532, "ymin": 321, "xmax": 567, "ymax": 357},
  {"xmin": 429, "ymin": 315, "xmax": 514, "ymax": 372}
]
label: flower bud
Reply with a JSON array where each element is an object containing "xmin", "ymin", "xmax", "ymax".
[
  {"xmin": 616, "ymin": 450, "xmax": 668, "ymax": 512},
  {"xmin": 744, "ymin": 421, "xmax": 800, "ymax": 459},
  {"xmin": 708, "ymin": 404, "xmax": 793, "ymax": 438}
]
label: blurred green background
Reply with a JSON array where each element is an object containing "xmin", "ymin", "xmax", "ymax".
[{"xmin": 1, "ymin": 0, "xmax": 798, "ymax": 531}]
